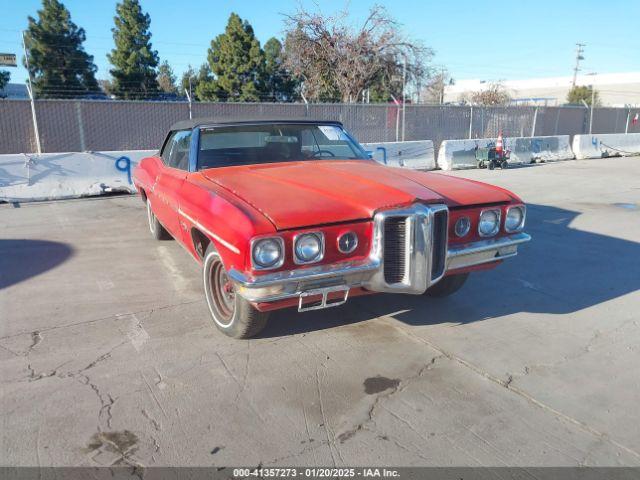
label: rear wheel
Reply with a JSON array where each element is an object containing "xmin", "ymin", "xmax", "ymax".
[
  {"xmin": 203, "ymin": 244, "xmax": 269, "ymax": 339},
  {"xmin": 425, "ymin": 273, "xmax": 469, "ymax": 298},
  {"xmin": 147, "ymin": 199, "xmax": 171, "ymax": 240}
]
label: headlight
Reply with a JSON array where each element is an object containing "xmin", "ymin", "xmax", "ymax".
[
  {"xmin": 505, "ymin": 206, "xmax": 525, "ymax": 232},
  {"xmin": 294, "ymin": 232, "xmax": 324, "ymax": 264},
  {"xmin": 252, "ymin": 237, "xmax": 284, "ymax": 269},
  {"xmin": 454, "ymin": 216, "xmax": 471, "ymax": 237},
  {"xmin": 478, "ymin": 209, "xmax": 500, "ymax": 237}
]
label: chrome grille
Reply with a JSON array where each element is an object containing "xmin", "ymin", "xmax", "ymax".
[
  {"xmin": 431, "ymin": 209, "xmax": 449, "ymax": 281},
  {"xmin": 383, "ymin": 216, "xmax": 408, "ymax": 284},
  {"xmin": 369, "ymin": 203, "xmax": 449, "ymax": 294}
]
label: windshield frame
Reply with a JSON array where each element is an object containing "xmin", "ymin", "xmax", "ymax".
[{"xmin": 194, "ymin": 121, "xmax": 369, "ymax": 171}]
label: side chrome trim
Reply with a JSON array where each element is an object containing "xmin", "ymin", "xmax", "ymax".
[{"xmin": 178, "ymin": 208, "xmax": 240, "ymax": 254}]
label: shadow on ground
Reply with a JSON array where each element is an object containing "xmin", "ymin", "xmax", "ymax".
[
  {"xmin": 0, "ymin": 239, "xmax": 73, "ymax": 290},
  {"xmin": 262, "ymin": 203, "xmax": 640, "ymax": 337}
]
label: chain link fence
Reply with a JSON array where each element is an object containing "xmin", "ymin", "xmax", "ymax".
[{"xmin": 1, "ymin": 99, "xmax": 639, "ymax": 154}]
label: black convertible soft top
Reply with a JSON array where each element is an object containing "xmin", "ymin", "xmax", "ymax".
[{"xmin": 169, "ymin": 117, "xmax": 343, "ymax": 132}]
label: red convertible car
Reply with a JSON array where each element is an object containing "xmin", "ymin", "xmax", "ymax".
[{"xmin": 134, "ymin": 119, "xmax": 530, "ymax": 338}]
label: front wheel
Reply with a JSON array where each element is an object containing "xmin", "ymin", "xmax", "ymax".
[
  {"xmin": 425, "ymin": 273, "xmax": 469, "ymax": 298},
  {"xmin": 203, "ymin": 244, "xmax": 269, "ymax": 339}
]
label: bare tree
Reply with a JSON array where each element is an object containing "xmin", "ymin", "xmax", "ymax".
[
  {"xmin": 282, "ymin": 4, "xmax": 432, "ymax": 103},
  {"xmin": 460, "ymin": 83, "xmax": 512, "ymax": 106},
  {"xmin": 422, "ymin": 68, "xmax": 453, "ymax": 104}
]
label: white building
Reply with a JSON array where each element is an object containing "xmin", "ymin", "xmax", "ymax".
[{"xmin": 444, "ymin": 72, "xmax": 640, "ymax": 107}]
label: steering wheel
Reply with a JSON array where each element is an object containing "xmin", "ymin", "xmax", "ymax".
[{"xmin": 311, "ymin": 149, "xmax": 336, "ymax": 158}]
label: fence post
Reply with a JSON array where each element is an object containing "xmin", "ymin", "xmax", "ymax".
[
  {"xmin": 300, "ymin": 91, "xmax": 309, "ymax": 117},
  {"xmin": 468, "ymin": 106, "xmax": 473, "ymax": 139},
  {"xmin": 75, "ymin": 102, "xmax": 86, "ymax": 151},
  {"xmin": 22, "ymin": 30, "xmax": 42, "ymax": 154},
  {"xmin": 625, "ymin": 109, "xmax": 630, "ymax": 134},
  {"xmin": 531, "ymin": 107, "xmax": 538, "ymax": 137},
  {"xmin": 589, "ymin": 87, "xmax": 595, "ymax": 134},
  {"xmin": 401, "ymin": 55, "xmax": 406, "ymax": 141},
  {"xmin": 185, "ymin": 89, "xmax": 193, "ymax": 120}
]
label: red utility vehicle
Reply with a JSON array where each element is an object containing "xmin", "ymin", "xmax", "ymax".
[{"xmin": 133, "ymin": 119, "xmax": 530, "ymax": 338}]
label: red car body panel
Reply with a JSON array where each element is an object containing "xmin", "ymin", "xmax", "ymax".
[
  {"xmin": 200, "ymin": 160, "xmax": 515, "ymax": 230},
  {"xmin": 134, "ymin": 151, "xmax": 523, "ymax": 311}
]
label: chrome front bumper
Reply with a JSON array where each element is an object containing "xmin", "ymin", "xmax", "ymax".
[{"xmin": 229, "ymin": 232, "xmax": 531, "ymax": 307}]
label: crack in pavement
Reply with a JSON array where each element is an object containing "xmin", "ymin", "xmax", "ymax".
[
  {"xmin": 504, "ymin": 316, "xmax": 640, "ymax": 385},
  {"xmin": 24, "ymin": 341, "xmax": 128, "ymax": 431},
  {"xmin": 27, "ymin": 331, "xmax": 42, "ymax": 353},
  {"xmin": 336, "ymin": 354, "xmax": 444, "ymax": 444},
  {"xmin": 0, "ymin": 300, "xmax": 203, "ymax": 342},
  {"xmin": 381, "ymin": 318, "xmax": 640, "ymax": 462}
]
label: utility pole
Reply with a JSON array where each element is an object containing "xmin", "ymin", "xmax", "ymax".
[{"xmin": 572, "ymin": 43, "xmax": 585, "ymax": 88}]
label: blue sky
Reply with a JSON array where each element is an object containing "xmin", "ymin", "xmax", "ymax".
[{"xmin": 1, "ymin": 0, "xmax": 637, "ymax": 84}]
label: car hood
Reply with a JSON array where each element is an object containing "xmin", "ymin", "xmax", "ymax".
[{"xmin": 200, "ymin": 160, "xmax": 514, "ymax": 230}]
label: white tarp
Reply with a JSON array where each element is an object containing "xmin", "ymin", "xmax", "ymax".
[
  {"xmin": 362, "ymin": 140, "xmax": 436, "ymax": 170},
  {"xmin": 0, "ymin": 150, "xmax": 154, "ymax": 202},
  {"xmin": 572, "ymin": 133, "xmax": 640, "ymax": 159},
  {"xmin": 0, "ymin": 141, "xmax": 438, "ymax": 203},
  {"xmin": 437, "ymin": 135, "xmax": 574, "ymax": 170}
]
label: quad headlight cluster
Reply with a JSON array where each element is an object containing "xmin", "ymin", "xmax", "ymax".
[
  {"xmin": 454, "ymin": 205, "xmax": 526, "ymax": 239},
  {"xmin": 252, "ymin": 231, "xmax": 358, "ymax": 270}
]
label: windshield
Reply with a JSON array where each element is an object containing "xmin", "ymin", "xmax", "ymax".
[{"xmin": 197, "ymin": 123, "xmax": 368, "ymax": 170}]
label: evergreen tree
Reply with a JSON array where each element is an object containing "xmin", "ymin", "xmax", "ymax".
[
  {"xmin": 108, "ymin": 0, "xmax": 159, "ymax": 99},
  {"xmin": 566, "ymin": 85, "xmax": 599, "ymax": 106},
  {"xmin": 23, "ymin": 0, "xmax": 99, "ymax": 98},
  {"xmin": 200, "ymin": 13, "xmax": 265, "ymax": 102},
  {"xmin": 180, "ymin": 63, "xmax": 219, "ymax": 101},
  {"xmin": 0, "ymin": 70, "xmax": 10, "ymax": 93},
  {"xmin": 157, "ymin": 60, "xmax": 177, "ymax": 94},
  {"xmin": 263, "ymin": 37, "xmax": 297, "ymax": 101}
]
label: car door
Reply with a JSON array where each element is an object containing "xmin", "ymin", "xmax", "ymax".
[{"xmin": 153, "ymin": 130, "xmax": 191, "ymax": 238}]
